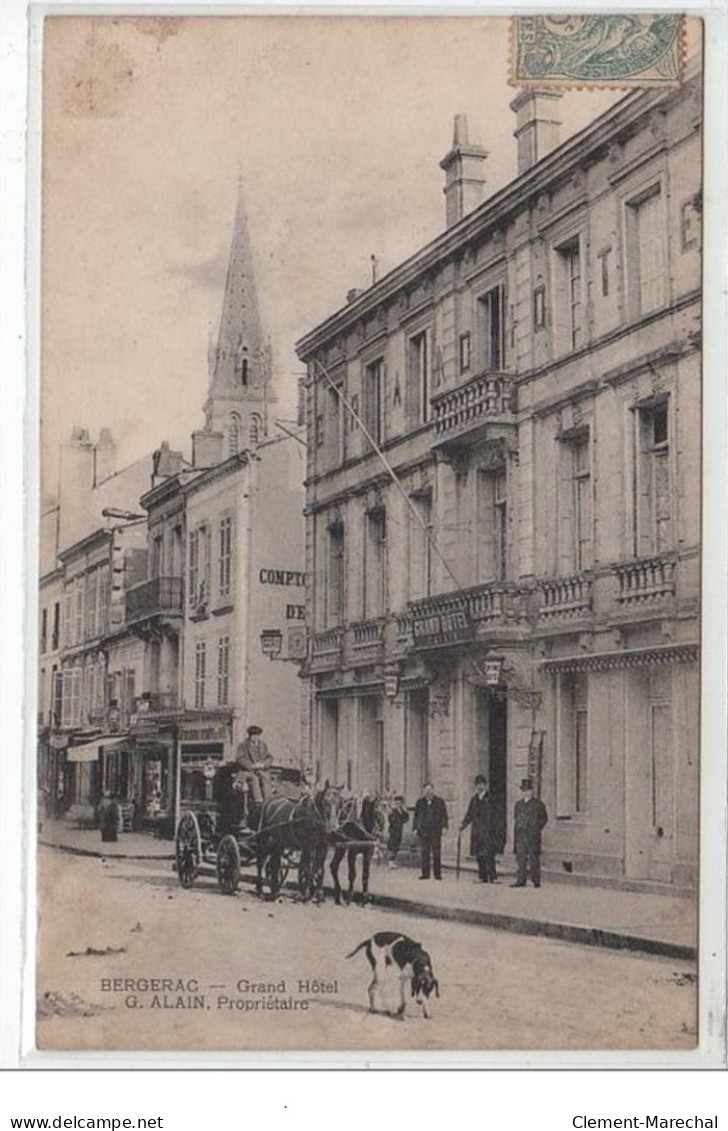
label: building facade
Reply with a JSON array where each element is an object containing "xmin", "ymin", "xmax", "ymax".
[{"xmin": 297, "ymin": 67, "xmax": 702, "ymax": 887}]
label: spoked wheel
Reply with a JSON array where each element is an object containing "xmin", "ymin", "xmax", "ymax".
[
  {"xmin": 175, "ymin": 811, "xmax": 202, "ymax": 889},
  {"xmin": 216, "ymin": 835, "xmax": 241, "ymax": 895}
]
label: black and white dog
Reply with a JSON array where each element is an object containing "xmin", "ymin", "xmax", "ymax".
[{"xmin": 346, "ymin": 931, "xmax": 440, "ymax": 1019}]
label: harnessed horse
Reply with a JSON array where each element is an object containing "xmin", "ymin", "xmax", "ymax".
[
  {"xmin": 329, "ymin": 795, "xmax": 386, "ymax": 905},
  {"xmin": 255, "ymin": 783, "xmax": 340, "ymax": 901}
]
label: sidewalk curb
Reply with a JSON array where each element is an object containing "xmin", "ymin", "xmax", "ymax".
[
  {"xmin": 201, "ymin": 863, "xmax": 696, "ymax": 962},
  {"xmin": 364, "ymin": 892, "xmax": 697, "ymax": 962},
  {"xmin": 40, "ymin": 840, "xmax": 696, "ymax": 962},
  {"xmin": 39, "ymin": 839, "xmax": 174, "ymax": 862}
]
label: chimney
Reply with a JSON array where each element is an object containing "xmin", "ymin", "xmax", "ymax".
[
  {"xmin": 510, "ymin": 90, "xmax": 563, "ymax": 174},
  {"xmin": 439, "ymin": 114, "xmax": 488, "ymax": 228},
  {"xmin": 57, "ymin": 427, "xmax": 94, "ymax": 551},
  {"xmin": 93, "ymin": 427, "xmax": 116, "ymax": 485},
  {"xmin": 191, "ymin": 428, "xmax": 224, "ymax": 469}
]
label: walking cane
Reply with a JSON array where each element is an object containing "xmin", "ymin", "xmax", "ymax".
[{"xmin": 456, "ymin": 830, "xmax": 462, "ymax": 883}]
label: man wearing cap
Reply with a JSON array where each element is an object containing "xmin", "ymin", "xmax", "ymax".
[
  {"xmin": 235, "ymin": 725, "xmax": 274, "ymax": 806},
  {"xmin": 460, "ymin": 774, "xmax": 497, "ymax": 883},
  {"xmin": 511, "ymin": 778, "xmax": 548, "ymax": 888}
]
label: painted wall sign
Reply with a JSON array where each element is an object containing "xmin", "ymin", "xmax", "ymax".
[{"xmin": 259, "ymin": 569, "xmax": 307, "ymax": 587}]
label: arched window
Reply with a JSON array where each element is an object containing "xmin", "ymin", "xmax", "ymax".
[
  {"xmin": 249, "ymin": 414, "xmax": 262, "ymax": 447},
  {"xmin": 228, "ymin": 413, "xmax": 240, "ymax": 456}
]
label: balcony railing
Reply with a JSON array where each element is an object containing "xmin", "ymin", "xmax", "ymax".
[
  {"xmin": 410, "ymin": 582, "xmax": 522, "ymax": 649},
  {"xmin": 615, "ymin": 555, "xmax": 676, "ymax": 606},
  {"xmin": 309, "ymin": 627, "xmax": 343, "ymax": 672},
  {"xmin": 125, "ymin": 576, "xmax": 183, "ymax": 624},
  {"xmin": 538, "ymin": 574, "xmax": 593, "ymax": 619},
  {"xmin": 132, "ymin": 692, "xmax": 180, "ymax": 716},
  {"xmin": 348, "ymin": 618, "xmax": 385, "ymax": 666},
  {"xmin": 431, "ymin": 370, "xmax": 516, "ymax": 443}
]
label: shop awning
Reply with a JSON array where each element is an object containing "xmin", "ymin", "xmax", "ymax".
[{"xmin": 67, "ymin": 735, "xmax": 129, "ymax": 763}]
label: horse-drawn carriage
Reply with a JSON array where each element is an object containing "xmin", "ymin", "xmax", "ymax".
[
  {"xmin": 175, "ymin": 763, "xmax": 319, "ymax": 897},
  {"xmin": 175, "ymin": 762, "xmax": 390, "ymax": 903}
]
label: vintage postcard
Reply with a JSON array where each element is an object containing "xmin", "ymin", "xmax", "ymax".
[{"xmin": 33, "ymin": 9, "xmax": 716, "ymax": 1058}]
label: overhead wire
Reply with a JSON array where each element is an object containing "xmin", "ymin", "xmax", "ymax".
[{"xmin": 313, "ymin": 357, "xmax": 470, "ymax": 598}]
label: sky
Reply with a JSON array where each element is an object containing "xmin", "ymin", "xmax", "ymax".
[{"xmin": 40, "ymin": 15, "xmax": 624, "ymax": 481}]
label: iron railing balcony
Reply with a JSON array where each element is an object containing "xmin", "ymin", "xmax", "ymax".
[
  {"xmin": 125, "ymin": 576, "xmax": 183, "ymax": 624},
  {"xmin": 431, "ymin": 370, "xmax": 516, "ymax": 446}
]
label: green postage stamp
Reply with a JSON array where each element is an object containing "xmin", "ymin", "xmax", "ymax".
[{"xmin": 512, "ymin": 15, "xmax": 684, "ymax": 87}]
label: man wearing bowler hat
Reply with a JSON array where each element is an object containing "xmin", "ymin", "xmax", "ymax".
[
  {"xmin": 235, "ymin": 725, "xmax": 274, "ymax": 806},
  {"xmin": 511, "ymin": 778, "xmax": 548, "ymax": 888}
]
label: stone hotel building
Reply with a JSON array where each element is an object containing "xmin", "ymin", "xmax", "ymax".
[{"xmin": 296, "ymin": 64, "xmax": 702, "ymax": 887}]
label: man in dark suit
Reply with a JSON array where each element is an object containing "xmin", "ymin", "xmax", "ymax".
[
  {"xmin": 460, "ymin": 774, "xmax": 497, "ymax": 883},
  {"xmin": 413, "ymin": 783, "xmax": 448, "ymax": 880},
  {"xmin": 511, "ymin": 778, "xmax": 548, "ymax": 888}
]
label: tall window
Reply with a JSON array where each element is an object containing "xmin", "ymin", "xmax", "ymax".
[
  {"xmin": 556, "ymin": 673, "xmax": 588, "ymax": 816},
  {"xmin": 194, "ymin": 643, "xmax": 206, "ymax": 709},
  {"xmin": 249, "ymin": 413, "xmax": 261, "ymax": 447},
  {"xmin": 218, "ymin": 517, "xmax": 233, "ymax": 598},
  {"xmin": 554, "ymin": 237, "xmax": 583, "ymax": 353},
  {"xmin": 73, "ymin": 578, "xmax": 84, "ymax": 645},
  {"xmin": 188, "ymin": 530, "xmax": 198, "ymax": 608},
  {"xmin": 363, "ymin": 508, "xmax": 386, "ymax": 619},
  {"xmin": 635, "ymin": 399, "xmax": 671, "ymax": 556},
  {"xmin": 61, "ymin": 667, "xmax": 82, "ymax": 728},
  {"xmin": 189, "ymin": 526, "xmax": 211, "ymax": 608},
  {"xmin": 626, "ymin": 187, "xmax": 666, "ymax": 316},
  {"xmin": 478, "ymin": 284, "xmax": 506, "ymax": 370},
  {"xmin": 326, "ymin": 523, "xmax": 345, "ymax": 627},
  {"xmin": 217, "ymin": 636, "xmax": 230, "ymax": 707},
  {"xmin": 364, "ymin": 358, "xmax": 385, "ymax": 445},
  {"xmin": 85, "ymin": 569, "xmax": 98, "ymax": 639},
  {"xmin": 476, "ymin": 469, "xmax": 507, "ymax": 582},
  {"xmin": 572, "ymin": 436, "xmax": 592, "ymax": 571},
  {"xmin": 409, "ymin": 493, "xmax": 432, "ymax": 601},
  {"xmin": 52, "ymin": 602, "xmax": 60, "ymax": 651},
  {"xmin": 98, "ymin": 566, "xmax": 110, "ymax": 637},
  {"xmin": 408, "ymin": 331, "xmax": 430, "ymax": 424},
  {"xmin": 52, "ymin": 667, "xmax": 63, "ymax": 727},
  {"xmin": 151, "ymin": 535, "xmax": 164, "ymax": 579},
  {"xmin": 326, "ymin": 383, "xmax": 345, "ymax": 466},
  {"xmin": 228, "ymin": 414, "xmax": 240, "ymax": 456},
  {"xmin": 40, "ymin": 608, "xmax": 48, "ymax": 654}
]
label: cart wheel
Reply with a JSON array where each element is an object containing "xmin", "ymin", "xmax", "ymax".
[
  {"xmin": 175, "ymin": 811, "xmax": 202, "ymax": 889},
  {"xmin": 217, "ymin": 835, "xmax": 241, "ymax": 895}
]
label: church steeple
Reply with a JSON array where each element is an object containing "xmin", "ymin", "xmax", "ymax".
[{"xmin": 202, "ymin": 176, "xmax": 272, "ymax": 453}]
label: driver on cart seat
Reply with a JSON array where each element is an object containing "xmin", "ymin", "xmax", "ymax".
[{"xmin": 235, "ymin": 725, "xmax": 273, "ymax": 819}]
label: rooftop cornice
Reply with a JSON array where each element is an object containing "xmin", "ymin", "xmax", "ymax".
[
  {"xmin": 181, "ymin": 452, "xmax": 250, "ymax": 498},
  {"xmin": 296, "ymin": 72, "xmax": 700, "ymax": 361},
  {"xmin": 57, "ymin": 527, "xmax": 112, "ymax": 563}
]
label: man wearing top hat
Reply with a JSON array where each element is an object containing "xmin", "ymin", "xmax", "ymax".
[
  {"xmin": 511, "ymin": 777, "xmax": 548, "ymax": 888},
  {"xmin": 460, "ymin": 774, "xmax": 498, "ymax": 883},
  {"xmin": 235, "ymin": 725, "xmax": 274, "ymax": 805}
]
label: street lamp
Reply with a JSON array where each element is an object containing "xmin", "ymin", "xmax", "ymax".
[
  {"xmin": 102, "ymin": 507, "xmax": 145, "ymax": 523},
  {"xmin": 259, "ymin": 628, "xmax": 307, "ymax": 664}
]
